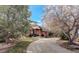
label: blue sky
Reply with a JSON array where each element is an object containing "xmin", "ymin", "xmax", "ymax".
[{"xmin": 29, "ymin": 5, "xmax": 44, "ymax": 26}]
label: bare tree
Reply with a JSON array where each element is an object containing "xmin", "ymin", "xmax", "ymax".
[{"xmin": 42, "ymin": 5, "xmax": 79, "ymax": 45}]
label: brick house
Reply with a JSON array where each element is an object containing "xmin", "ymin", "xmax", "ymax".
[{"xmin": 29, "ymin": 23, "xmax": 48, "ymax": 37}]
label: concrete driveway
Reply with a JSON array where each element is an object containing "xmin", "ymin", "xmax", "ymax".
[{"xmin": 26, "ymin": 38, "xmax": 73, "ymax": 53}]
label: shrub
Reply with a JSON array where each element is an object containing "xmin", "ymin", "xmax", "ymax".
[
  {"xmin": 60, "ymin": 32, "xmax": 69, "ymax": 40},
  {"xmin": 0, "ymin": 39, "xmax": 5, "ymax": 43}
]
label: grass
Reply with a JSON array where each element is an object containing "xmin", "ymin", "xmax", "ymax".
[
  {"xmin": 7, "ymin": 36, "xmax": 33, "ymax": 53},
  {"xmin": 18, "ymin": 35, "xmax": 34, "ymax": 42},
  {"xmin": 7, "ymin": 41, "xmax": 32, "ymax": 53}
]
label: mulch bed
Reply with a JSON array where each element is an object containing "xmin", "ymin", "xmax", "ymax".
[
  {"xmin": 57, "ymin": 40, "xmax": 79, "ymax": 53},
  {"xmin": 0, "ymin": 43, "xmax": 15, "ymax": 53}
]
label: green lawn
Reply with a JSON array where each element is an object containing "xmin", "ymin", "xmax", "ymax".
[{"xmin": 7, "ymin": 36, "xmax": 33, "ymax": 53}]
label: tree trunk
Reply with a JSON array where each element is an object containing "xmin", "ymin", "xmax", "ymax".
[
  {"xmin": 69, "ymin": 38, "xmax": 74, "ymax": 45},
  {"xmin": 68, "ymin": 25, "xmax": 79, "ymax": 45}
]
